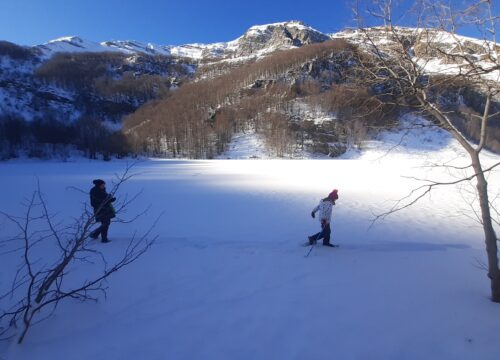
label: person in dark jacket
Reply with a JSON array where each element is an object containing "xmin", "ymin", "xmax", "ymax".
[{"xmin": 89, "ymin": 179, "xmax": 116, "ymax": 243}]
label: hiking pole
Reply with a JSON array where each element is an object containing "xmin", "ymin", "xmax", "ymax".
[
  {"xmin": 304, "ymin": 242, "xmax": 315, "ymax": 258},
  {"xmin": 304, "ymin": 231, "xmax": 322, "ymax": 258}
]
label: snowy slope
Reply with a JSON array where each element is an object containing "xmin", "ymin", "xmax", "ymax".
[
  {"xmin": 1, "ymin": 127, "xmax": 499, "ymax": 359},
  {"xmin": 217, "ymin": 132, "xmax": 271, "ymax": 159},
  {"xmin": 333, "ymin": 27, "xmax": 500, "ymax": 81},
  {"xmin": 37, "ymin": 36, "xmax": 126, "ymax": 56}
]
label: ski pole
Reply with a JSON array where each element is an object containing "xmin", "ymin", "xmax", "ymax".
[{"xmin": 304, "ymin": 229, "xmax": 323, "ymax": 258}]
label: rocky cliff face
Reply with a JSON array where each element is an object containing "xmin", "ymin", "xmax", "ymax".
[{"xmin": 228, "ymin": 21, "xmax": 331, "ymax": 58}]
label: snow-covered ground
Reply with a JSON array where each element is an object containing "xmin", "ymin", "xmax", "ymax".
[
  {"xmin": 1, "ymin": 126, "xmax": 499, "ymax": 359},
  {"xmin": 216, "ymin": 131, "xmax": 329, "ymax": 159},
  {"xmin": 217, "ymin": 132, "xmax": 270, "ymax": 159}
]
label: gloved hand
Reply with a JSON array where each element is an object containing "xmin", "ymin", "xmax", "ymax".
[{"xmin": 311, "ymin": 211, "xmax": 315, "ymax": 219}]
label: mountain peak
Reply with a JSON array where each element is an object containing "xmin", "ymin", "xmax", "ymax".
[
  {"xmin": 247, "ymin": 20, "xmax": 306, "ymax": 29},
  {"xmin": 39, "ymin": 36, "xmax": 120, "ymax": 56},
  {"xmin": 231, "ymin": 20, "xmax": 330, "ymax": 58},
  {"xmin": 245, "ymin": 21, "xmax": 322, "ymax": 35},
  {"xmin": 47, "ymin": 36, "xmax": 89, "ymax": 44}
]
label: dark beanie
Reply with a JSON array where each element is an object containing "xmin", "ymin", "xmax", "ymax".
[{"xmin": 93, "ymin": 179, "xmax": 105, "ymax": 186}]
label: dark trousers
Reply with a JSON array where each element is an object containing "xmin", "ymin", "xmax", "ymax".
[
  {"xmin": 91, "ymin": 218, "xmax": 111, "ymax": 241},
  {"xmin": 310, "ymin": 223, "xmax": 331, "ymax": 245}
]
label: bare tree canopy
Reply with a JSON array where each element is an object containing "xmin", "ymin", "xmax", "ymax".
[{"xmin": 352, "ymin": 0, "xmax": 500, "ymax": 301}]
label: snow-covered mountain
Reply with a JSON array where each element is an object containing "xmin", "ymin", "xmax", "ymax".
[
  {"xmin": 1, "ymin": 21, "xmax": 499, "ymax": 160},
  {"xmin": 35, "ymin": 21, "xmax": 331, "ymax": 61},
  {"xmin": 0, "ymin": 20, "xmax": 335, "ymax": 133},
  {"xmin": 33, "ymin": 22, "xmax": 497, "ymax": 67},
  {"xmin": 332, "ymin": 26, "xmax": 500, "ymax": 80}
]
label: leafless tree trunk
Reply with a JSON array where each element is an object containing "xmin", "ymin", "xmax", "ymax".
[{"xmin": 353, "ymin": 0, "xmax": 500, "ymax": 301}]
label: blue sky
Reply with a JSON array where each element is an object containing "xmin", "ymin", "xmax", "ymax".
[
  {"xmin": 0, "ymin": 0, "xmax": 497, "ymax": 46},
  {"xmin": 0, "ymin": 0, "xmax": 354, "ymax": 45}
]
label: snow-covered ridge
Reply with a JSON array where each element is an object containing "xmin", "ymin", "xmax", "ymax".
[
  {"xmin": 38, "ymin": 36, "xmax": 120, "ymax": 55},
  {"xmin": 34, "ymin": 21, "xmax": 330, "ymax": 60},
  {"xmin": 332, "ymin": 26, "xmax": 500, "ymax": 81},
  {"xmin": 245, "ymin": 20, "xmax": 324, "ymax": 36},
  {"xmin": 33, "ymin": 23, "xmax": 498, "ymax": 66}
]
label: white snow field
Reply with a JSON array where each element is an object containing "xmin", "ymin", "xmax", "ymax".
[{"xmin": 1, "ymin": 128, "xmax": 500, "ymax": 360}]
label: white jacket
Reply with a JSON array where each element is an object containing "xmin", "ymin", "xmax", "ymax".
[{"xmin": 312, "ymin": 199, "xmax": 334, "ymax": 224}]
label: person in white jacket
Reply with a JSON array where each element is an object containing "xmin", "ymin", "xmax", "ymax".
[{"xmin": 308, "ymin": 189, "xmax": 338, "ymax": 247}]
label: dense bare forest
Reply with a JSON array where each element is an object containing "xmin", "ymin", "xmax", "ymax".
[
  {"xmin": 123, "ymin": 40, "xmax": 393, "ymax": 158},
  {"xmin": 0, "ymin": 49, "xmax": 192, "ymax": 159},
  {"xmin": 34, "ymin": 52, "xmax": 189, "ymax": 100}
]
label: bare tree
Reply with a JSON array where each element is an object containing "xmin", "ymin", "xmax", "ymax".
[
  {"xmin": 352, "ymin": 0, "xmax": 500, "ymax": 301},
  {"xmin": 0, "ymin": 165, "xmax": 158, "ymax": 343}
]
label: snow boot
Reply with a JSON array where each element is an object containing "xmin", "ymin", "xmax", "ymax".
[{"xmin": 308, "ymin": 236, "xmax": 317, "ymax": 245}]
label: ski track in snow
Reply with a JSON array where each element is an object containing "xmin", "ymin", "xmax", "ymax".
[{"xmin": 0, "ymin": 133, "xmax": 500, "ymax": 359}]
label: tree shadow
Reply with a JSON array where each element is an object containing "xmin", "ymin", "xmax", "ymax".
[{"xmin": 342, "ymin": 240, "xmax": 470, "ymax": 252}]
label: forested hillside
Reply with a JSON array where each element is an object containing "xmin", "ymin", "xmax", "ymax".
[{"xmin": 0, "ymin": 22, "xmax": 499, "ymax": 160}]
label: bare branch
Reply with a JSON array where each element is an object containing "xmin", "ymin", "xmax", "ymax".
[{"xmin": 0, "ymin": 164, "xmax": 159, "ymax": 343}]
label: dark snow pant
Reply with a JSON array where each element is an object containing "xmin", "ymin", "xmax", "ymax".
[
  {"xmin": 310, "ymin": 223, "xmax": 331, "ymax": 245},
  {"xmin": 91, "ymin": 218, "xmax": 111, "ymax": 241}
]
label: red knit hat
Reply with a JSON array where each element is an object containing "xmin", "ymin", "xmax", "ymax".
[{"xmin": 328, "ymin": 189, "xmax": 338, "ymax": 201}]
